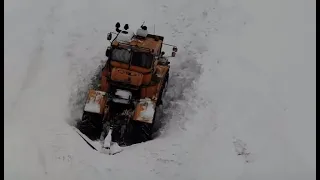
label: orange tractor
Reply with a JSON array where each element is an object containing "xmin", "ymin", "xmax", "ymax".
[{"xmin": 76, "ymin": 22, "xmax": 178, "ymax": 151}]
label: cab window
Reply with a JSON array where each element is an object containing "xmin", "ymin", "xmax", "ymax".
[
  {"xmin": 131, "ymin": 52, "xmax": 153, "ymax": 69},
  {"xmin": 111, "ymin": 49, "xmax": 131, "ymax": 63}
]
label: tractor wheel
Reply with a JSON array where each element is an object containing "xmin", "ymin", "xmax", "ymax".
[
  {"xmin": 157, "ymin": 72, "xmax": 169, "ymax": 106},
  {"xmin": 128, "ymin": 120, "xmax": 153, "ymax": 144},
  {"xmin": 76, "ymin": 112, "xmax": 103, "ymax": 140},
  {"xmin": 127, "ymin": 106, "xmax": 159, "ymax": 144},
  {"xmin": 125, "ymin": 72, "xmax": 169, "ymax": 144}
]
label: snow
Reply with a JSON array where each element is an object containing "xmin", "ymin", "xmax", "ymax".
[
  {"xmin": 103, "ymin": 129, "xmax": 112, "ymax": 148},
  {"xmin": 116, "ymin": 30, "xmax": 135, "ymax": 43},
  {"xmin": 136, "ymin": 28, "xmax": 149, "ymax": 38},
  {"xmin": 4, "ymin": 0, "xmax": 315, "ymax": 180},
  {"xmin": 101, "ymin": 128, "xmax": 123, "ymax": 155},
  {"xmin": 115, "ymin": 89, "xmax": 132, "ymax": 100},
  {"xmin": 112, "ymin": 98, "xmax": 130, "ymax": 104},
  {"xmin": 83, "ymin": 102, "xmax": 100, "ymax": 114}
]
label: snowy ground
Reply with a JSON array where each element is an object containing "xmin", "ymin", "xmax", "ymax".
[{"xmin": 4, "ymin": 0, "xmax": 316, "ymax": 180}]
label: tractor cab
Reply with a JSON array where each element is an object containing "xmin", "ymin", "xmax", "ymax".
[
  {"xmin": 106, "ymin": 26, "xmax": 163, "ymax": 69},
  {"xmin": 102, "ymin": 22, "xmax": 177, "ymax": 91},
  {"xmin": 107, "ymin": 43, "xmax": 155, "ymax": 73}
]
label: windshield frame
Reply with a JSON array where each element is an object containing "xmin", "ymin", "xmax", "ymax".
[{"xmin": 109, "ymin": 47, "xmax": 154, "ymax": 69}]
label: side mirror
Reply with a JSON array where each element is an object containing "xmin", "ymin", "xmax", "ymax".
[
  {"xmin": 171, "ymin": 52, "xmax": 176, "ymax": 57},
  {"xmin": 107, "ymin": 33, "xmax": 112, "ymax": 41},
  {"xmin": 106, "ymin": 47, "xmax": 111, "ymax": 57},
  {"xmin": 161, "ymin": 51, "xmax": 165, "ymax": 56}
]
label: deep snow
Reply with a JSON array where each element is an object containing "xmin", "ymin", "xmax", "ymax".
[{"xmin": 4, "ymin": 0, "xmax": 316, "ymax": 180}]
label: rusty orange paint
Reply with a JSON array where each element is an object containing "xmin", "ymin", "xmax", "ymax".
[
  {"xmin": 110, "ymin": 61, "xmax": 152, "ymax": 74},
  {"xmin": 133, "ymin": 103, "xmax": 144, "ymax": 120},
  {"xmin": 110, "ymin": 61, "xmax": 130, "ymax": 69},
  {"xmin": 100, "ymin": 68, "xmax": 110, "ymax": 92},
  {"xmin": 139, "ymin": 64, "xmax": 169, "ymax": 99},
  {"xmin": 155, "ymin": 65, "xmax": 169, "ymax": 77},
  {"xmin": 129, "ymin": 65, "xmax": 152, "ymax": 74},
  {"xmin": 100, "ymin": 75, "xmax": 109, "ymax": 92},
  {"xmin": 110, "ymin": 67, "xmax": 143, "ymax": 87},
  {"xmin": 140, "ymin": 85, "xmax": 158, "ymax": 100},
  {"xmin": 141, "ymin": 73, "xmax": 152, "ymax": 85}
]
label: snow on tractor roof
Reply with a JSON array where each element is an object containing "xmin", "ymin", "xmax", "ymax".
[
  {"xmin": 112, "ymin": 33, "xmax": 163, "ymax": 55},
  {"xmin": 136, "ymin": 28, "xmax": 148, "ymax": 38},
  {"xmin": 115, "ymin": 31, "xmax": 134, "ymax": 43}
]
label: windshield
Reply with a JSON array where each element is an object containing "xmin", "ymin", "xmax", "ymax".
[
  {"xmin": 131, "ymin": 52, "xmax": 153, "ymax": 68},
  {"xmin": 111, "ymin": 49, "xmax": 131, "ymax": 63},
  {"xmin": 110, "ymin": 48, "xmax": 153, "ymax": 69}
]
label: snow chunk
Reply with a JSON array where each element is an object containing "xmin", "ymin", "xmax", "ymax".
[
  {"xmin": 110, "ymin": 142, "xmax": 123, "ymax": 155},
  {"xmin": 136, "ymin": 28, "xmax": 148, "ymax": 38},
  {"xmin": 116, "ymin": 30, "xmax": 134, "ymax": 43},
  {"xmin": 112, "ymin": 98, "xmax": 130, "ymax": 104},
  {"xmin": 103, "ymin": 129, "xmax": 112, "ymax": 149},
  {"xmin": 84, "ymin": 102, "xmax": 100, "ymax": 113},
  {"xmin": 115, "ymin": 89, "xmax": 132, "ymax": 100}
]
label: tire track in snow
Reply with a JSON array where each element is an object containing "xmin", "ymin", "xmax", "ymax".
[
  {"xmin": 6, "ymin": 1, "xmax": 65, "ymax": 176},
  {"xmin": 8, "ymin": 1, "xmax": 63, "ymax": 122},
  {"xmin": 20, "ymin": 2, "xmax": 62, "ymax": 91}
]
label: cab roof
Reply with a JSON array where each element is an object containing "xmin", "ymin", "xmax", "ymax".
[{"xmin": 112, "ymin": 33, "xmax": 164, "ymax": 55}]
